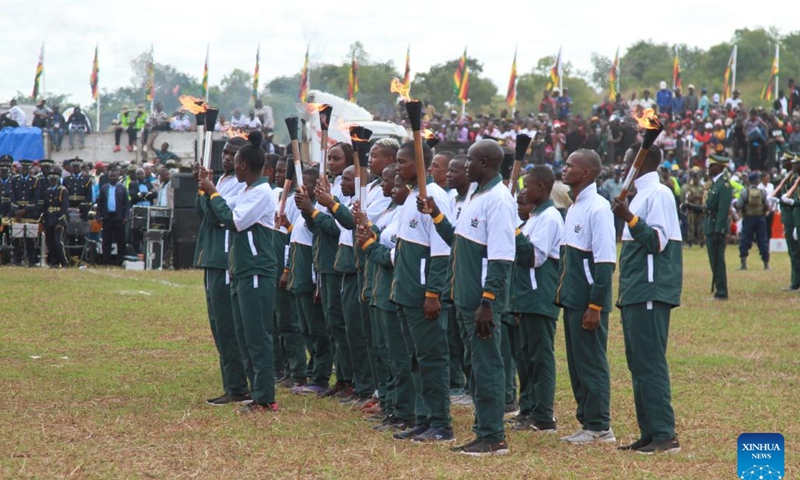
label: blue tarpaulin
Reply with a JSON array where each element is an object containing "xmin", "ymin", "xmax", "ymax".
[{"xmin": 0, "ymin": 127, "xmax": 45, "ymax": 161}]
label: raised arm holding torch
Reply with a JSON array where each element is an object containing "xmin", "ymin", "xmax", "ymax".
[
  {"xmin": 617, "ymin": 109, "xmax": 663, "ymax": 201},
  {"xmin": 509, "ymin": 133, "xmax": 532, "ymax": 195}
]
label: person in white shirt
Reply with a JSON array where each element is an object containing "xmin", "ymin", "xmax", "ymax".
[
  {"xmin": 230, "ymin": 109, "xmax": 245, "ymax": 128},
  {"xmin": 170, "ymin": 111, "xmax": 191, "ymax": 131},
  {"xmin": 243, "ymin": 110, "xmax": 262, "ymax": 130},
  {"xmin": 7, "ymin": 99, "xmax": 27, "ymax": 126}
]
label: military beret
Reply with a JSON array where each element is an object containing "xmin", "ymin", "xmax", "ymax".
[{"xmin": 708, "ymin": 154, "xmax": 730, "ymax": 166}]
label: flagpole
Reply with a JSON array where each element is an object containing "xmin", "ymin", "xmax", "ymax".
[
  {"xmin": 150, "ymin": 45, "xmax": 155, "ymax": 113},
  {"xmin": 511, "ymin": 46, "xmax": 517, "ymax": 117},
  {"xmin": 775, "ymin": 44, "xmax": 780, "ymax": 100},
  {"xmin": 558, "ymin": 47, "xmax": 563, "ymax": 93},
  {"xmin": 204, "ymin": 43, "xmax": 210, "ymax": 103},
  {"xmin": 41, "ymin": 44, "xmax": 46, "ymax": 99},
  {"xmin": 732, "ymin": 45, "xmax": 737, "ymax": 93},
  {"xmin": 95, "ymin": 45, "xmax": 100, "ymax": 132}
]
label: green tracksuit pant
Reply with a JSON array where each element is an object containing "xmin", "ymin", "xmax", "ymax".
[
  {"xmin": 396, "ymin": 305, "xmax": 452, "ymax": 429},
  {"xmin": 204, "ymin": 269, "xmax": 247, "ymax": 396},
  {"xmin": 447, "ymin": 306, "xmax": 467, "ymax": 390},
  {"xmin": 621, "ymin": 302, "xmax": 676, "ymax": 442},
  {"xmin": 379, "ymin": 307, "xmax": 415, "ymax": 422},
  {"xmin": 321, "ymin": 273, "xmax": 351, "ymax": 384},
  {"xmin": 501, "ymin": 316, "xmax": 519, "ymax": 406},
  {"xmin": 275, "ymin": 287, "xmax": 307, "ymax": 381},
  {"xmin": 342, "ymin": 274, "xmax": 373, "ymax": 397},
  {"xmin": 295, "ymin": 292, "xmax": 332, "ymax": 387},
  {"xmin": 518, "ymin": 314, "xmax": 557, "ymax": 423},
  {"xmin": 563, "ymin": 308, "xmax": 611, "ymax": 432},
  {"xmin": 231, "ymin": 274, "xmax": 276, "ymax": 406},
  {"xmin": 370, "ymin": 305, "xmax": 391, "ymax": 411},
  {"xmin": 456, "ymin": 307, "xmax": 506, "ymax": 443}
]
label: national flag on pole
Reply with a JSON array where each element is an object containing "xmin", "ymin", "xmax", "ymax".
[
  {"xmin": 252, "ymin": 45, "xmax": 260, "ymax": 103},
  {"xmin": 453, "ymin": 48, "xmax": 467, "ymax": 96},
  {"xmin": 458, "ymin": 66, "xmax": 470, "ymax": 104},
  {"xmin": 32, "ymin": 44, "xmax": 44, "ymax": 99},
  {"xmin": 672, "ymin": 45, "xmax": 681, "ymax": 90},
  {"xmin": 402, "ymin": 46, "xmax": 411, "ymax": 89},
  {"xmin": 609, "ymin": 47, "xmax": 620, "ymax": 101},
  {"xmin": 90, "ymin": 45, "xmax": 99, "ymax": 100},
  {"xmin": 348, "ymin": 54, "xmax": 359, "ymax": 103},
  {"xmin": 722, "ymin": 45, "xmax": 736, "ymax": 101},
  {"xmin": 202, "ymin": 44, "xmax": 209, "ymax": 102},
  {"xmin": 505, "ymin": 49, "xmax": 517, "ymax": 107},
  {"xmin": 547, "ymin": 47, "xmax": 561, "ymax": 91},
  {"xmin": 145, "ymin": 47, "xmax": 155, "ymax": 102},
  {"xmin": 761, "ymin": 46, "xmax": 779, "ymax": 101},
  {"xmin": 299, "ymin": 47, "xmax": 310, "ymax": 103}
]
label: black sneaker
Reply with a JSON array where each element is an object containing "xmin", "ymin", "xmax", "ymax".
[
  {"xmin": 206, "ymin": 393, "xmax": 251, "ymax": 406},
  {"xmin": 637, "ymin": 437, "xmax": 680, "ymax": 454},
  {"xmin": 411, "ymin": 426, "xmax": 456, "ymax": 443},
  {"xmin": 371, "ymin": 415, "xmax": 395, "ymax": 430},
  {"xmin": 319, "ymin": 382, "xmax": 345, "ymax": 398},
  {"xmin": 531, "ymin": 420, "xmax": 557, "ymax": 432},
  {"xmin": 504, "ymin": 401, "xmax": 520, "ymax": 414},
  {"xmin": 618, "ymin": 438, "xmax": 652, "ymax": 451},
  {"xmin": 277, "ymin": 377, "xmax": 306, "ymax": 389},
  {"xmin": 459, "ymin": 439, "xmax": 510, "ymax": 457},
  {"xmin": 393, "ymin": 424, "xmax": 428, "ymax": 440},
  {"xmin": 451, "ymin": 437, "xmax": 482, "ymax": 452},
  {"xmin": 274, "ymin": 372, "xmax": 288, "ymax": 383},
  {"xmin": 510, "ymin": 416, "xmax": 533, "ymax": 431}
]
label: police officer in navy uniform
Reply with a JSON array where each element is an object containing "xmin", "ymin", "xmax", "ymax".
[
  {"xmin": 704, "ymin": 154, "xmax": 733, "ymax": 300},
  {"xmin": 0, "ymin": 155, "xmax": 14, "ymax": 265},
  {"xmin": 42, "ymin": 166, "xmax": 70, "ymax": 267},
  {"xmin": 10, "ymin": 159, "xmax": 43, "ymax": 266},
  {"xmin": 63, "ymin": 158, "xmax": 93, "ymax": 220}
]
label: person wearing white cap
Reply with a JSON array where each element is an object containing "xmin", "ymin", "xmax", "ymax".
[{"xmin": 656, "ymin": 82, "xmax": 673, "ymax": 117}]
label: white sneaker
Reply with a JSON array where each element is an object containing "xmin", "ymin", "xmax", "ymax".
[
  {"xmin": 451, "ymin": 394, "xmax": 474, "ymax": 407},
  {"xmin": 560, "ymin": 429, "xmax": 586, "ymax": 441},
  {"xmin": 565, "ymin": 428, "xmax": 616, "ymax": 445}
]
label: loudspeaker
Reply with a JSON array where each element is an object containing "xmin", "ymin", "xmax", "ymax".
[
  {"xmin": 171, "ymin": 207, "xmax": 201, "ymax": 269},
  {"xmin": 171, "ymin": 173, "xmax": 198, "ymax": 209}
]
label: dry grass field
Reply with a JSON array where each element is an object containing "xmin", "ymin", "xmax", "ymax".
[{"xmin": 1, "ymin": 247, "xmax": 798, "ymax": 479}]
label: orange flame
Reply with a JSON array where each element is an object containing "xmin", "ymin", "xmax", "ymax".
[
  {"xmin": 304, "ymin": 103, "xmax": 329, "ymax": 114},
  {"xmin": 632, "ymin": 108, "xmax": 661, "ymax": 130},
  {"xmin": 351, "ymin": 133, "xmax": 369, "ymax": 143},
  {"xmin": 390, "ymin": 78, "xmax": 412, "ymax": 102},
  {"xmin": 179, "ymin": 95, "xmax": 208, "ymax": 114},
  {"xmin": 422, "ymin": 129, "xmax": 436, "ymax": 140}
]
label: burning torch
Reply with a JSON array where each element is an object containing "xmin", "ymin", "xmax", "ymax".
[
  {"xmin": 509, "ymin": 133, "xmax": 532, "ymax": 195},
  {"xmin": 179, "ymin": 95, "xmax": 208, "ymax": 166},
  {"xmin": 350, "ymin": 125, "xmax": 373, "ymax": 208},
  {"xmin": 617, "ymin": 109, "xmax": 663, "ymax": 200},
  {"xmin": 389, "ymin": 78, "xmax": 427, "ymax": 198},
  {"xmin": 285, "ymin": 116, "xmax": 305, "ymax": 194},
  {"xmin": 203, "ymin": 107, "xmax": 219, "ymax": 170},
  {"xmin": 316, "ymin": 104, "xmax": 334, "ymax": 185}
]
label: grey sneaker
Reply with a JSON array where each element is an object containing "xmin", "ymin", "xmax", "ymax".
[
  {"xmin": 564, "ymin": 428, "xmax": 616, "ymax": 445},
  {"xmin": 560, "ymin": 429, "xmax": 585, "ymax": 441},
  {"xmin": 451, "ymin": 394, "xmax": 474, "ymax": 407}
]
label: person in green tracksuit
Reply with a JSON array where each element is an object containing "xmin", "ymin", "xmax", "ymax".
[
  {"xmin": 420, "ymin": 139, "xmax": 517, "ymax": 456},
  {"xmin": 358, "ymin": 165, "xmax": 418, "ymax": 431},
  {"xmin": 294, "ymin": 142, "xmax": 354, "ymax": 398},
  {"xmin": 509, "ymin": 166, "xmax": 564, "ymax": 433},
  {"xmin": 790, "ymin": 157, "xmax": 800, "ymax": 284},
  {"xmin": 194, "ymin": 137, "xmax": 249, "ymax": 407},
  {"xmin": 555, "ymin": 149, "xmax": 616, "ymax": 445},
  {"xmin": 272, "ymin": 156, "xmax": 308, "ymax": 389},
  {"xmin": 612, "ymin": 144, "xmax": 682, "ymax": 454},
  {"xmin": 286, "ymin": 169, "xmax": 333, "ymax": 395},
  {"xmin": 776, "ymin": 152, "xmax": 800, "ymax": 291},
  {"xmin": 704, "ymin": 154, "xmax": 733, "ymax": 300},
  {"xmin": 198, "ymin": 131, "xmax": 279, "ymax": 413},
  {"xmin": 389, "ymin": 141, "xmax": 455, "ymax": 444},
  {"xmin": 315, "ymin": 165, "xmax": 374, "ymax": 403}
]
